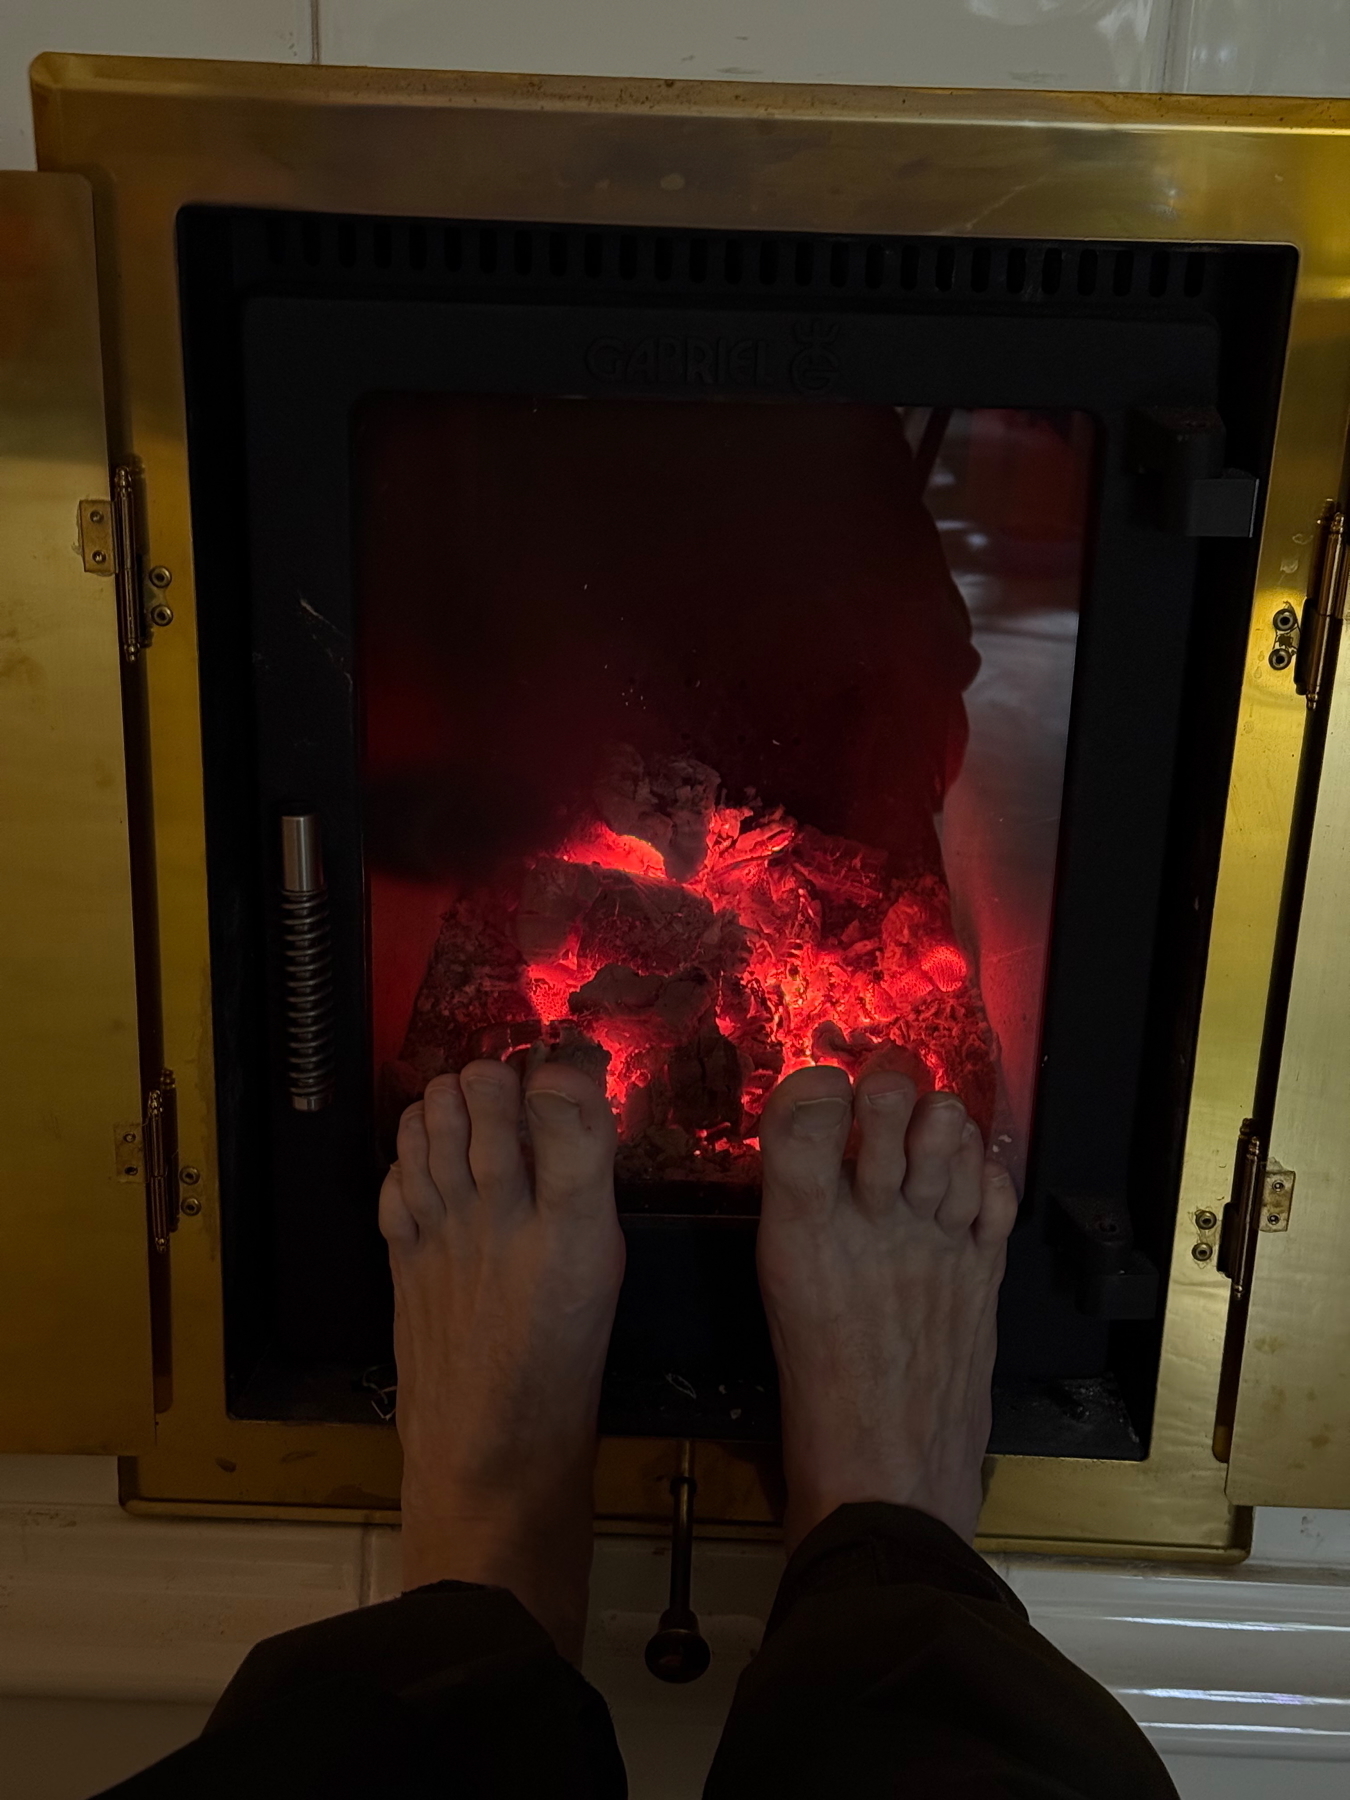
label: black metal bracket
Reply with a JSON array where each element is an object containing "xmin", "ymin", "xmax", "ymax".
[
  {"xmin": 1049, "ymin": 1192, "xmax": 1160, "ymax": 1320},
  {"xmin": 1128, "ymin": 405, "xmax": 1259, "ymax": 538}
]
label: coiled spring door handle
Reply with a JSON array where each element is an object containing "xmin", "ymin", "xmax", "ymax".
[{"xmin": 280, "ymin": 813, "xmax": 335, "ymax": 1112}]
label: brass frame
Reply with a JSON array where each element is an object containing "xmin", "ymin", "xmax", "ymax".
[
  {"xmin": 0, "ymin": 171, "xmax": 153, "ymax": 1454},
  {"xmin": 27, "ymin": 54, "xmax": 1350, "ymax": 1549}
]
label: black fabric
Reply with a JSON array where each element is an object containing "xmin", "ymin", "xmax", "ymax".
[
  {"xmin": 95, "ymin": 1505, "xmax": 1177, "ymax": 1799},
  {"xmin": 707, "ymin": 1504, "xmax": 1178, "ymax": 1798}
]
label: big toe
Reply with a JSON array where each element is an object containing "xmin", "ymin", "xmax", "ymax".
[
  {"xmin": 759, "ymin": 1065, "xmax": 852, "ymax": 1215},
  {"xmin": 524, "ymin": 1061, "xmax": 617, "ymax": 1214}
]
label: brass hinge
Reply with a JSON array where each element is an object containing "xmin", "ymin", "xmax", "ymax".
[
  {"xmin": 77, "ymin": 465, "xmax": 171, "ymax": 664},
  {"xmin": 143, "ymin": 1068, "xmax": 179, "ymax": 1255},
  {"xmin": 1217, "ymin": 1118, "xmax": 1263, "ymax": 1299},
  {"xmin": 1295, "ymin": 505, "xmax": 1349, "ymax": 710},
  {"xmin": 1217, "ymin": 1119, "xmax": 1295, "ymax": 1298}
]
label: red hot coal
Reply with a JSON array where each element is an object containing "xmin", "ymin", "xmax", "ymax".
[{"xmin": 362, "ymin": 396, "xmax": 998, "ymax": 1190}]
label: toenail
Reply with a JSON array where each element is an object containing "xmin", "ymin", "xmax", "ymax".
[
  {"xmin": 791, "ymin": 1096, "xmax": 850, "ymax": 1134},
  {"xmin": 527, "ymin": 1090, "xmax": 582, "ymax": 1124},
  {"xmin": 864, "ymin": 1088, "xmax": 909, "ymax": 1110},
  {"xmin": 961, "ymin": 1120, "xmax": 980, "ymax": 1144}
]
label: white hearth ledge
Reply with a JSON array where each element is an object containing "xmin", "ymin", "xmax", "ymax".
[{"xmin": 0, "ymin": 1458, "xmax": 1346, "ymax": 1766}]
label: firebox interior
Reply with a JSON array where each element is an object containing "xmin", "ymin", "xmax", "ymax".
[{"xmin": 178, "ymin": 208, "xmax": 1293, "ymax": 1456}]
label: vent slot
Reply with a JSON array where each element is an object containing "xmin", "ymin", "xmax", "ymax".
[{"xmin": 237, "ymin": 212, "xmax": 1215, "ymax": 313}]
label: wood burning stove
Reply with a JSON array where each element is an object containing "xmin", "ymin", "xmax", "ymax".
[
  {"xmin": 6, "ymin": 56, "xmax": 1350, "ymax": 1554},
  {"xmin": 180, "ymin": 205, "xmax": 1288, "ymax": 1462}
]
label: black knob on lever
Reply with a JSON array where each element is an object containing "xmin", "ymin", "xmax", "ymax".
[{"xmin": 644, "ymin": 1439, "xmax": 711, "ymax": 1683}]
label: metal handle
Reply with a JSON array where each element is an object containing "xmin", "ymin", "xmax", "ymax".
[
  {"xmin": 644, "ymin": 1440, "xmax": 711, "ymax": 1683},
  {"xmin": 280, "ymin": 813, "xmax": 334, "ymax": 1112}
]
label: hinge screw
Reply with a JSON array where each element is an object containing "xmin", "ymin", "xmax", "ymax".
[
  {"xmin": 147, "ymin": 601, "xmax": 174, "ymax": 629},
  {"xmin": 1272, "ymin": 605, "xmax": 1299, "ymax": 632},
  {"xmin": 1270, "ymin": 1178, "xmax": 1286, "ymax": 1192},
  {"xmin": 147, "ymin": 565, "xmax": 172, "ymax": 589},
  {"xmin": 1194, "ymin": 1208, "xmax": 1218, "ymax": 1231},
  {"xmin": 1266, "ymin": 1211, "xmax": 1282, "ymax": 1226},
  {"xmin": 179, "ymin": 1195, "xmax": 202, "ymax": 1217},
  {"xmin": 1192, "ymin": 1241, "xmax": 1214, "ymax": 1263},
  {"xmin": 180, "ymin": 1165, "xmax": 201, "ymax": 1185},
  {"xmin": 1269, "ymin": 645, "xmax": 1294, "ymax": 670}
]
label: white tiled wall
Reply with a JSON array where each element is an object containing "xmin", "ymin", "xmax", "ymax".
[
  {"xmin": 4, "ymin": 0, "xmax": 1350, "ymax": 171},
  {"xmin": 318, "ymin": 0, "xmax": 1172, "ymax": 94},
  {"xmin": 0, "ymin": 0, "xmax": 312, "ymax": 168},
  {"xmin": 1166, "ymin": 0, "xmax": 1350, "ymax": 98}
]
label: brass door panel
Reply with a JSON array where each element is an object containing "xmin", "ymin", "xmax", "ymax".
[
  {"xmin": 28, "ymin": 56, "xmax": 1350, "ymax": 1541},
  {"xmin": 0, "ymin": 173, "xmax": 153, "ymax": 1452},
  {"xmin": 1227, "ymin": 642, "xmax": 1350, "ymax": 1507}
]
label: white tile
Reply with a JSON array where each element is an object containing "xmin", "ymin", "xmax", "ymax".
[
  {"xmin": 1251, "ymin": 1507, "xmax": 1350, "ymax": 1569},
  {"xmin": 0, "ymin": 1454, "xmax": 118, "ymax": 1506},
  {"xmin": 319, "ymin": 0, "xmax": 1172, "ymax": 95},
  {"xmin": 0, "ymin": 1501, "xmax": 365, "ymax": 1702},
  {"xmin": 1166, "ymin": 1753, "xmax": 1350, "ymax": 1800},
  {"xmin": 1167, "ymin": 0, "xmax": 1350, "ymax": 98},
  {"xmin": 1, "ymin": 1, "xmax": 314, "ymax": 170}
]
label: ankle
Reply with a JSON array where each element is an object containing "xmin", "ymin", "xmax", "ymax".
[{"xmin": 400, "ymin": 1513, "xmax": 592, "ymax": 1658}]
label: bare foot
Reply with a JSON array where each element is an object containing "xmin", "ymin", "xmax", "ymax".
[
  {"xmin": 757, "ymin": 1065, "xmax": 1018, "ymax": 1551},
  {"xmin": 378, "ymin": 1059, "xmax": 624, "ymax": 1660}
]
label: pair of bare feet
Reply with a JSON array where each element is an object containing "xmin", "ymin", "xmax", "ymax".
[{"xmin": 379, "ymin": 1061, "xmax": 1018, "ymax": 1661}]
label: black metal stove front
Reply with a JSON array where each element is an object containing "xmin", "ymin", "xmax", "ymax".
[{"xmin": 178, "ymin": 208, "xmax": 1292, "ymax": 1456}]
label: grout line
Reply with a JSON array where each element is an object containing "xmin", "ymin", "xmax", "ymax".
[{"xmin": 1158, "ymin": 0, "xmax": 1191, "ymax": 96}]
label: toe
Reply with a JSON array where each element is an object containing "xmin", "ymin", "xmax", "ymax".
[
  {"xmin": 420, "ymin": 1073, "xmax": 478, "ymax": 1212},
  {"xmin": 853, "ymin": 1070, "xmax": 918, "ymax": 1216},
  {"xmin": 935, "ymin": 1119, "xmax": 987, "ymax": 1235},
  {"xmin": 378, "ymin": 1161, "xmax": 421, "ymax": 1252},
  {"xmin": 759, "ymin": 1065, "xmax": 852, "ymax": 1217},
  {"xmin": 458, "ymin": 1060, "xmax": 529, "ymax": 1210},
  {"xmin": 382, "ymin": 1100, "xmax": 445, "ymax": 1242},
  {"xmin": 899, "ymin": 1091, "xmax": 969, "ymax": 1220},
  {"xmin": 974, "ymin": 1157, "xmax": 1020, "ymax": 1252},
  {"xmin": 524, "ymin": 1061, "xmax": 617, "ymax": 1214}
]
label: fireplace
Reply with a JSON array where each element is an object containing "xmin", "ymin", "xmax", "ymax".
[
  {"xmin": 10, "ymin": 56, "xmax": 1350, "ymax": 1552},
  {"xmin": 184, "ymin": 204, "xmax": 1283, "ymax": 1457}
]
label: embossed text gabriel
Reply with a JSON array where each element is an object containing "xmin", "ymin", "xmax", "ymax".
[{"xmin": 585, "ymin": 321, "xmax": 842, "ymax": 395}]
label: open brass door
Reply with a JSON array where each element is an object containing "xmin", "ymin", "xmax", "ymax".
[
  {"xmin": 0, "ymin": 173, "xmax": 153, "ymax": 1451},
  {"xmin": 1225, "ymin": 525, "xmax": 1350, "ymax": 1508}
]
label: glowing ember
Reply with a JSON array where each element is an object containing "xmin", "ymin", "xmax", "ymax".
[{"xmin": 399, "ymin": 750, "xmax": 996, "ymax": 1186}]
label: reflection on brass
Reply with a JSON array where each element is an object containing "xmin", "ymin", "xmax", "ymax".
[
  {"xmin": 78, "ymin": 498, "xmax": 113, "ymax": 575},
  {"xmin": 28, "ymin": 55, "xmax": 1350, "ymax": 1548},
  {"xmin": 1258, "ymin": 1164, "xmax": 1294, "ymax": 1234},
  {"xmin": 0, "ymin": 171, "xmax": 153, "ymax": 1453}
]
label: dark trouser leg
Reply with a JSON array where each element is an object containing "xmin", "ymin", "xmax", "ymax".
[
  {"xmin": 705, "ymin": 1503, "xmax": 1178, "ymax": 1800},
  {"xmin": 94, "ymin": 1582, "xmax": 626, "ymax": 1800}
]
